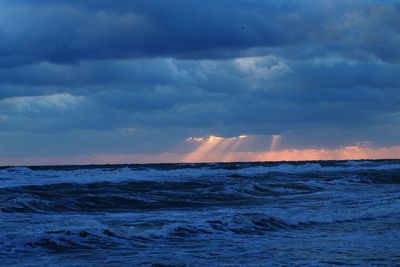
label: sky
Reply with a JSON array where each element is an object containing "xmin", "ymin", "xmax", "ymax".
[{"xmin": 0, "ymin": 0, "xmax": 400, "ymax": 165}]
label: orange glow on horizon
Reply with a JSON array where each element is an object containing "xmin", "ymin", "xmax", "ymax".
[
  {"xmin": 1, "ymin": 135, "xmax": 399, "ymax": 166},
  {"xmin": 253, "ymin": 145, "xmax": 400, "ymax": 162},
  {"xmin": 180, "ymin": 134, "xmax": 400, "ymax": 163}
]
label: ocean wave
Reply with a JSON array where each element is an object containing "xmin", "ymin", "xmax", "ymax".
[
  {"xmin": 5, "ymin": 229, "xmax": 130, "ymax": 253},
  {"xmin": 1, "ymin": 171, "xmax": 398, "ymax": 214},
  {"xmin": 1, "ymin": 160, "xmax": 400, "ymax": 189},
  {"xmin": 204, "ymin": 201, "xmax": 400, "ymax": 235},
  {"xmin": 0, "ymin": 178, "xmax": 328, "ymax": 214},
  {"xmin": 4, "ymin": 200, "xmax": 398, "ymax": 254}
]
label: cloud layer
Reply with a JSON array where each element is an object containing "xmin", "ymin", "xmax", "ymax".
[{"xmin": 0, "ymin": 0, "xmax": 399, "ymax": 163}]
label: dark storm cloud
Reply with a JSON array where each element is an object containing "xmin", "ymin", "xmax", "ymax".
[
  {"xmin": 0, "ymin": 59, "xmax": 190, "ymax": 87},
  {"xmin": 0, "ymin": 0, "xmax": 400, "ymax": 158},
  {"xmin": 1, "ymin": 56, "xmax": 400, "ymax": 146},
  {"xmin": 0, "ymin": 0, "xmax": 399, "ymax": 67},
  {"xmin": 0, "ymin": 0, "xmax": 285, "ymax": 66}
]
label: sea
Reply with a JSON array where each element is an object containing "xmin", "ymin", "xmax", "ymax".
[{"xmin": 1, "ymin": 160, "xmax": 399, "ymax": 266}]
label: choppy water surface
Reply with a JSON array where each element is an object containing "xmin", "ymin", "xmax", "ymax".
[{"xmin": 1, "ymin": 160, "xmax": 400, "ymax": 266}]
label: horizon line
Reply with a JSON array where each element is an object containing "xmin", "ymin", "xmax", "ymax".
[{"xmin": 1, "ymin": 157, "xmax": 399, "ymax": 169}]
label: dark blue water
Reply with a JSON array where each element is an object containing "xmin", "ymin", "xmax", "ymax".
[{"xmin": 1, "ymin": 160, "xmax": 400, "ymax": 266}]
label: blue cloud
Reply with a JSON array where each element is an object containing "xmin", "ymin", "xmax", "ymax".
[{"xmin": 0, "ymin": 0, "xmax": 399, "ymax": 158}]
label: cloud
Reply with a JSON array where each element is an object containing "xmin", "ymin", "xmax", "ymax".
[
  {"xmin": 0, "ymin": 0, "xmax": 399, "ymax": 67},
  {"xmin": 1, "ymin": 55, "xmax": 399, "ymax": 147},
  {"xmin": 0, "ymin": 93, "xmax": 83, "ymax": 113},
  {"xmin": 0, "ymin": 0, "xmax": 399, "ymax": 162}
]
